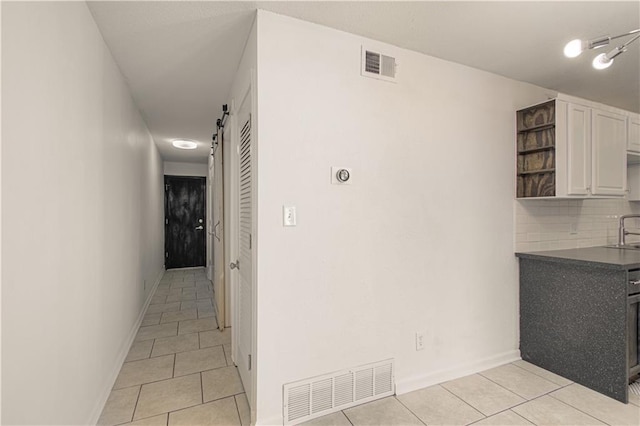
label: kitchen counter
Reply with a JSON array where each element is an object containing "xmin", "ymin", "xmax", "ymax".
[
  {"xmin": 516, "ymin": 247, "xmax": 638, "ymax": 403},
  {"xmin": 516, "ymin": 246, "xmax": 640, "ymax": 269}
]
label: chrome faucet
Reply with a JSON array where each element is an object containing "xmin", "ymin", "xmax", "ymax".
[{"xmin": 618, "ymin": 214, "xmax": 640, "ymax": 246}]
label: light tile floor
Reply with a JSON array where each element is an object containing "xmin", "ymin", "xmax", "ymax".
[
  {"xmin": 99, "ymin": 268, "xmax": 249, "ymax": 426},
  {"xmin": 304, "ymin": 361, "xmax": 640, "ymax": 426},
  {"xmin": 102, "ymin": 268, "xmax": 640, "ymax": 425}
]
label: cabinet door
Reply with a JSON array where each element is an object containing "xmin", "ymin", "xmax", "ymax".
[
  {"xmin": 629, "ymin": 114, "xmax": 640, "ymax": 153},
  {"xmin": 591, "ymin": 109, "xmax": 627, "ymax": 196},
  {"xmin": 566, "ymin": 103, "xmax": 591, "ymax": 195},
  {"xmin": 629, "ymin": 164, "xmax": 640, "ymax": 201}
]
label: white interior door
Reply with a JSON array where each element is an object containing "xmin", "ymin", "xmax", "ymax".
[
  {"xmin": 212, "ymin": 127, "xmax": 225, "ymax": 329},
  {"xmin": 223, "ymin": 123, "xmax": 233, "ymax": 327},
  {"xmin": 234, "ymin": 90, "xmax": 253, "ymax": 403}
]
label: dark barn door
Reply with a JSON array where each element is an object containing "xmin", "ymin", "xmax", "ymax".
[{"xmin": 164, "ymin": 176, "xmax": 206, "ymax": 269}]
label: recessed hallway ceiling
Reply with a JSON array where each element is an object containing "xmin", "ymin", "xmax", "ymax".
[{"xmin": 88, "ymin": 1, "xmax": 640, "ymax": 163}]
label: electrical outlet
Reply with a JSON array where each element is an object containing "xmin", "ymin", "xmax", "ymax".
[
  {"xmin": 569, "ymin": 222, "xmax": 578, "ymax": 235},
  {"xmin": 283, "ymin": 206, "xmax": 297, "ymax": 227},
  {"xmin": 415, "ymin": 331, "xmax": 425, "ymax": 351}
]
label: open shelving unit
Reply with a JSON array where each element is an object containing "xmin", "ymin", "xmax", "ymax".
[{"xmin": 517, "ymin": 100, "xmax": 556, "ymax": 198}]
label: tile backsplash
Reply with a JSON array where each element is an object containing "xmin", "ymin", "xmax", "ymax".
[{"xmin": 515, "ymin": 199, "xmax": 640, "ymax": 252}]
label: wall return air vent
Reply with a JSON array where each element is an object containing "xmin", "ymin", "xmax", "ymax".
[
  {"xmin": 361, "ymin": 46, "xmax": 397, "ymax": 82},
  {"xmin": 283, "ymin": 359, "xmax": 395, "ymax": 425}
]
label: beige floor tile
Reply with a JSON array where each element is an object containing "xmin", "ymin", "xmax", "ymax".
[
  {"xmin": 150, "ymin": 295, "xmax": 167, "ymax": 305},
  {"xmin": 170, "ymin": 282, "xmax": 196, "ymax": 289},
  {"xmin": 178, "ymin": 317, "xmax": 217, "ymax": 335},
  {"xmin": 397, "ymin": 384, "xmax": 484, "ymax": 425},
  {"xmin": 165, "ymin": 294, "xmax": 183, "ymax": 303},
  {"xmin": 151, "ymin": 333, "xmax": 200, "ymax": 357},
  {"xmin": 442, "ymin": 374, "xmax": 525, "ymax": 416},
  {"xmin": 196, "ymin": 299, "xmax": 213, "ymax": 308},
  {"xmin": 481, "ymin": 364, "xmax": 560, "ymax": 400},
  {"xmin": 198, "ymin": 307, "xmax": 216, "ymax": 319},
  {"xmin": 629, "ymin": 391, "xmax": 640, "ymax": 407},
  {"xmin": 235, "ymin": 394, "xmax": 250, "ymax": 426},
  {"xmin": 125, "ymin": 414, "xmax": 168, "ymax": 425},
  {"xmin": 171, "ymin": 293, "xmax": 196, "ymax": 302},
  {"xmin": 126, "ymin": 340, "xmax": 154, "ymax": 362},
  {"xmin": 154, "ymin": 288, "xmax": 170, "ymax": 296},
  {"xmin": 200, "ymin": 328, "xmax": 231, "ymax": 348},
  {"xmin": 343, "ymin": 397, "xmax": 423, "ymax": 425},
  {"xmin": 512, "ymin": 395, "xmax": 605, "ymax": 425},
  {"xmin": 181, "ymin": 301, "xmax": 197, "ymax": 310},
  {"xmin": 174, "ymin": 346, "xmax": 226, "ymax": 377},
  {"xmin": 182, "ymin": 288, "xmax": 197, "ymax": 296},
  {"xmin": 142, "ymin": 312, "xmax": 162, "ymax": 327},
  {"xmin": 98, "ymin": 386, "xmax": 140, "ymax": 425},
  {"xmin": 473, "ymin": 410, "xmax": 533, "ymax": 425},
  {"xmin": 168, "ymin": 396, "xmax": 240, "ymax": 425},
  {"xmin": 202, "ymin": 365, "xmax": 245, "ymax": 402},
  {"xmin": 197, "ymin": 291, "xmax": 214, "ymax": 299},
  {"xmin": 223, "ymin": 344, "xmax": 232, "ymax": 366},
  {"xmin": 113, "ymin": 355, "xmax": 175, "ymax": 389},
  {"xmin": 300, "ymin": 411, "xmax": 352, "ymax": 426},
  {"xmin": 512, "ymin": 360, "xmax": 573, "ymax": 387},
  {"xmin": 134, "ymin": 374, "xmax": 202, "ymax": 420},
  {"xmin": 136, "ymin": 323, "xmax": 178, "ymax": 342},
  {"xmin": 550, "ymin": 384, "xmax": 640, "ymax": 425},
  {"xmin": 160, "ymin": 309, "xmax": 198, "ymax": 324},
  {"xmin": 146, "ymin": 302, "xmax": 181, "ymax": 315}
]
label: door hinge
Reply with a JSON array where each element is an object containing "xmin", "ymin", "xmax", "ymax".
[
  {"xmin": 165, "ymin": 219, "xmax": 168, "ymax": 225},
  {"xmin": 249, "ymin": 234, "xmax": 252, "ymax": 249},
  {"xmin": 166, "ymin": 252, "xmax": 169, "ymax": 258},
  {"xmin": 248, "ymin": 354, "xmax": 252, "ymax": 371},
  {"xmin": 165, "ymin": 184, "xmax": 170, "ymax": 191}
]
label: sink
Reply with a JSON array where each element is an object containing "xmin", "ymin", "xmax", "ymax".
[{"xmin": 604, "ymin": 244, "xmax": 640, "ymax": 250}]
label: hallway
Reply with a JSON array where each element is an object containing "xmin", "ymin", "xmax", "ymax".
[{"xmin": 98, "ymin": 268, "xmax": 249, "ymax": 425}]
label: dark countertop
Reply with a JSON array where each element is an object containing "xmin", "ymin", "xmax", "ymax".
[{"xmin": 516, "ymin": 246, "xmax": 640, "ymax": 270}]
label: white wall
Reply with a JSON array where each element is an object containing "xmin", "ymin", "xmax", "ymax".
[
  {"xmin": 515, "ymin": 198, "xmax": 640, "ymax": 252},
  {"xmin": 1, "ymin": 3, "xmax": 165, "ymax": 424},
  {"xmin": 227, "ymin": 13, "xmax": 258, "ymax": 419},
  {"xmin": 164, "ymin": 160, "xmax": 208, "ymax": 177},
  {"xmin": 253, "ymin": 11, "xmax": 552, "ymax": 424}
]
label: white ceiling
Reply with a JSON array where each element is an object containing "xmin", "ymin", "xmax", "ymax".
[{"xmin": 88, "ymin": 1, "xmax": 640, "ymax": 164}]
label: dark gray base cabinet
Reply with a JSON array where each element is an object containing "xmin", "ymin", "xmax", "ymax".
[{"xmin": 518, "ymin": 251, "xmax": 639, "ymax": 403}]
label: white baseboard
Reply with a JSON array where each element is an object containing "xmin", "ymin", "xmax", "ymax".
[
  {"xmin": 395, "ymin": 350, "xmax": 521, "ymax": 395},
  {"xmin": 87, "ymin": 269, "xmax": 165, "ymax": 425}
]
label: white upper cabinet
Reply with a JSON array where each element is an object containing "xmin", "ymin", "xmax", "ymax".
[
  {"xmin": 516, "ymin": 94, "xmax": 629, "ymax": 199},
  {"xmin": 564, "ymin": 102, "xmax": 591, "ymax": 196},
  {"xmin": 629, "ymin": 113, "xmax": 640, "ymax": 153},
  {"xmin": 590, "ymin": 108, "xmax": 627, "ymax": 196}
]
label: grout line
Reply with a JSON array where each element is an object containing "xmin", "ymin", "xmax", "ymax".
[
  {"xmin": 392, "ymin": 395, "xmax": 427, "ymax": 425},
  {"xmin": 201, "ymin": 372, "xmax": 204, "ymax": 404},
  {"xmin": 233, "ymin": 395, "xmax": 243, "ymax": 425},
  {"xmin": 438, "ymin": 384, "xmax": 487, "ymax": 419},
  {"xmin": 478, "ymin": 371, "xmax": 545, "ymax": 401},
  {"xmin": 172, "ymin": 353, "xmax": 176, "ymax": 378},
  {"xmin": 546, "ymin": 393, "xmax": 614, "ymax": 426},
  {"xmin": 510, "ymin": 361, "xmax": 573, "ymax": 388},
  {"xmin": 129, "ymin": 385, "xmax": 142, "ymax": 424}
]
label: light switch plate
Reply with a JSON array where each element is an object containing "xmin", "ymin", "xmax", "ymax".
[{"xmin": 283, "ymin": 206, "xmax": 296, "ymax": 226}]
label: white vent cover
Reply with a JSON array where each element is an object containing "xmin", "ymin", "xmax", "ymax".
[
  {"xmin": 283, "ymin": 359, "xmax": 394, "ymax": 425},
  {"xmin": 361, "ymin": 46, "xmax": 397, "ymax": 82}
]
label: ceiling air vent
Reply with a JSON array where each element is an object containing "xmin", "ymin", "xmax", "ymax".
[{"xmin": 361, "ymin": 46, "xmax": 397, "ymax": 82}]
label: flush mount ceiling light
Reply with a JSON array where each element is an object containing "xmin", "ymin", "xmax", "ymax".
[
  {"xmin": 172, "ymin": 139, "xmax": 198, "ymax": 150},
  {"xmin": 563, "ymin": 29, "xmax": 640, "ymax": 70}
]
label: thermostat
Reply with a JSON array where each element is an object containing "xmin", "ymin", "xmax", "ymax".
[{"xmin": 331, "ymin": 166, "xmax": 353, "ymax": 185}]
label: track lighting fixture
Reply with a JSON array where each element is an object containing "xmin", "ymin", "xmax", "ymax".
[{"xmin": 563, "ymin": 29, "xmax": 640, "ymax": 70}]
